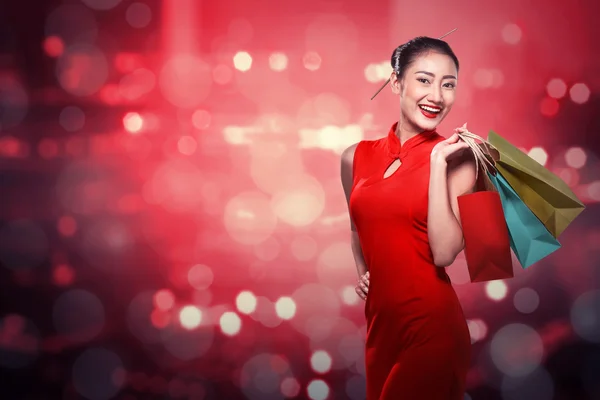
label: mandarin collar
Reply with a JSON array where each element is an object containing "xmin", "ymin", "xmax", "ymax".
[{"xmin": 386, "ymin": 122, "xmax": 437, "ymax": 159}]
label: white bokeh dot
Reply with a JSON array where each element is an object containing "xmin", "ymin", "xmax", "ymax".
[
  {"xmin": 219, "ymin": 311, "xmax": 242, "ymax": 336},
  {"xmin": 233, "ymin": 51, "xmax": 252, "ymax": 72},
  {"xmin": 310, "ymin": 350, "xmax": 333, "ymax": 374},
  {"xmin": 307, "ymin": 379, "xmax": 330, "ymax": 400},
  {"xmin": 275, "ymin": 296, "xmax": 296, "ymax": 320},
  {"xmin": 486, "ymin": 280, "xmax": 508, "ymax": 301},
  {"xmin": 236, "ymin": 290, "xmax": 257, "ymax": 314},
  {"xmin": 528, "ymin": 147, "xmax": 548, "ymax": 166}
]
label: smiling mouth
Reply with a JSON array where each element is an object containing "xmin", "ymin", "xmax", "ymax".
[{"xmin": 418, "ymin": 105, "xmax": 442, "ymax": 114}]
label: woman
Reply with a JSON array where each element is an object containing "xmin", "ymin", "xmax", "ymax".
[{"xmin": 341, "ymin": 37, "xmax": 475, "ymax": 399}]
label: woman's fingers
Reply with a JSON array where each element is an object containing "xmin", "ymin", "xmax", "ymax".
[
  {"xmin": 361, "ymin": 274, "xmax": 369, "ymax": 286},
  {"xmin": 356, "ymin": 271, "xmax": 370, "ymax": 300},
  {"xmin": 355, "ymin": 285, "xmax": 367, "ymax": 300}
]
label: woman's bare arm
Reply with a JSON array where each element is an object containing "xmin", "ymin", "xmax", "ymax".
[
  {"xmin": 341, "ymin": 144, "xmax": 369, "ymax": 299},
  {"xmin": 428, "ymin": 150, "xmax": 477, "ymax": 267}
]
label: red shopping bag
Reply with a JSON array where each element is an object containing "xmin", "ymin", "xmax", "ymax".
[{"xmin": 458, "ymin": 191, "xmax": 514, "ymax": 282}]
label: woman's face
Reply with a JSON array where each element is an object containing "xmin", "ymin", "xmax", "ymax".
[{"xmin": 390, "ymin": 51, "xmax": 458, "ymax": 133}]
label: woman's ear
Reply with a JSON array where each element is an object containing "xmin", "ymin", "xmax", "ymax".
[{"xmin": 390, "ymin": 72, "xmax": 401, "ymax": 95}]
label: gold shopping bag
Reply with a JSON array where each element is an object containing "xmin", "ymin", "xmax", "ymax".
[{"xmin": 487, "ymin": 130, "xmax": 585, "ymax": 238}]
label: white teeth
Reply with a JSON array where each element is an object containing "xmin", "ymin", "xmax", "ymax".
[{"xmin": 419, "ymin": 105, "xmax": 441, "ymax": 113}]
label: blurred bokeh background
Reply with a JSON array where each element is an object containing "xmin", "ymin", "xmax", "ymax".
[{"xmin": 1, "ymin": 0, "xmax": 599, "ymax": 399}]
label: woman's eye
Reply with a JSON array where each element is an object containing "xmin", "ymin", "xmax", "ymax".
[
  {"xmin": 444, "ymin": 82, "xmax": 456, "ymax": 88},
  {"xmin": 417, "ymin": 78, "xmax": 429, "ymax": 84}
]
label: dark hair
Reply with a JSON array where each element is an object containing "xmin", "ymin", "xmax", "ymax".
[{"xmin": 391, "ymin": 36, "xmax": 459, "ymax": 79}]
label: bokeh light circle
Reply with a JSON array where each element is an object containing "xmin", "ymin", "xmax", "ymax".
[
  {"xmin": 269, "ymin": 53, "xmax": 288, "ymax": 71},
  {"xmin": 307, "ymin": 379, "xmax": 330, "ymax": 400},
  {"xmin": 502, "ymin": 23, "xmax": 522, "ymax": 44},
  {"xmin": 281, "ymin": 377, "xmax": 301, "ymax": 398},
  {"xmin": 467, "ymin": 319, "xmax": 489, "ymax": 343},
  {"xmin": 224, "ymin": 191, "xmax": 278, "ymax": 245},
  {"xmin": 188, "ymin": 264, "xmax": 214, "ymax": 290},
  {"xmin": 192, "ymin": 109, "xmax": 211, "ymax": 129},
  {"xmin": 490, "ymin": 323, "xmax": 544, "ymax": 377},
  {"xmin": 126, "ymin": 2, "xmax": 152, "ymax": 28},
  {"xmin": 486, "ymin": 280, "xmax": 508, "ymax": 301},
  {"xmin": 56, "ymin": 44, "xmax": 108, "ymax": 96},
  {"xmin": 310, "ymin": 350, "xmax": 332, "ymax": 374},
  {"xmin": 236, "ymin": 291, "xmax": 258, "ymax": 315},
  {"xmin": 274, "ymin": 297, "xmax": 296, "ymax": 320},
  {"xmin": 179, "ymin": 306, "xmax": 202, "ymax": 330},
  {"xmin": 565, "ymin": 147, "xmax": 587, "ymax": 169},
  {"xmin": 271, "ymin": 174, "xmax": 325, "ymax": 227},
  {"xmin": 569, "ymin": 83, "xmax": 590, "ymax": 104},
  {"xmin": 219, "ymin": 312, "xmax": 242, "ymax": 336},
  {"xmin": 72, "ymin": 347, "xmax": 125, "ymax": 400},
  {"xmin": 570, "ymin": 290, "xmax": 600, "ymax": 343},
  {"xmin": 303, "ymin": 51, "xmax": 322, "ymax": 71},
  {"xmin": 60, "ymin": 106, "xmax": 86, "ymax": 132},
  {"xmin": 546, "ymin": 78, "xmax": 567, "ymax": 99},
  {"xmin": 233, "ymin": 51, "xmax": 253, "ymax": 72},
  {"xmin": 513, "ymin": 288, "xmax": 540, "ymax": 314},
  {"xmin": 528, "ymin": 147, "xmax": 548, "ymax": 166},
  {"xmin": 159, "ymin": 54, "xmax": 212, "ymax": 108},
  {"xmin": 53, "ymin": 289, "xmax": 105, "ymax": 343}
]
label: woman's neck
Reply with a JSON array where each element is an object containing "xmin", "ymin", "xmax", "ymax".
[{"xmin": 396, "ymin": 120, "xmax": 424, "ymax": 146}]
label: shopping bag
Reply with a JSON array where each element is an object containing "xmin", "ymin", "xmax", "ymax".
[
  {"xmin": 457, "ymin": 191, "xmax": 514, "ymax": 282},
  {"xmin": 487, "ymin": 172, "xmax": 562, "ymax": 268},
  {"xmin": 488, "ymin": 130, "xmax": 585, "ymax": 238}
]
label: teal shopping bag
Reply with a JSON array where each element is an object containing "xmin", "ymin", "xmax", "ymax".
[{"xmin": 487, "ymin": 172, "xmax": 561, "ymax": 268}]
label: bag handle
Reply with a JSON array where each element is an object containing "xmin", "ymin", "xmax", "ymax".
[{"xmin": 457, "ymin": 130, "xmax": 499, "ymax": 191}]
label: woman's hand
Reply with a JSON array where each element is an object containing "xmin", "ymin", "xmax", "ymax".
[
  {"xmin": 431, "ymin": 123, "xmax": 471, "ymax": 166},
  {"xmin": 355, "ymin": 271, "xmax": 369, "ymax": 300}
]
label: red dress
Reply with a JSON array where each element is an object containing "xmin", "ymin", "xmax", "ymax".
[{"xmin": 349, "ymin": 122, "xmax": 471, "ymax": 399}]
